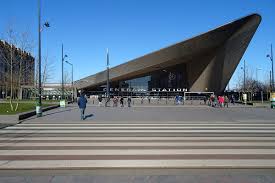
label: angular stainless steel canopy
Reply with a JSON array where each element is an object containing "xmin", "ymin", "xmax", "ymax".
[{"xmin": 76, "ymin": 14, "xmax": 261, "ymax": 94}]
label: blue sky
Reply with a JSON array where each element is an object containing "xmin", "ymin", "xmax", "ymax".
[{"xmin": 0, "ymin": 0, "xmax": 274, "ymax": 88}]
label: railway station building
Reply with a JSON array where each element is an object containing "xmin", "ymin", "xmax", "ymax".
[{"xmin": 75, "ymin": 14, "xmax": 261, "ymax": 98}]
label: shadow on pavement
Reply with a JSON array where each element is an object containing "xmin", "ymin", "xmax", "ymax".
[
  {"xmin": 0, "ymin": 124, "xmax": 11, "ymax": 129},
  {"xmin": 43, "ymin": 108, "xmax": 77, "ymax": 117},
  {"xmin": 84, "ymin": 114, "xmax": 94, "ymax": 120},
  {"xmin": 18, "ymin": 106, "xmax": 79, "ymax": 123}
]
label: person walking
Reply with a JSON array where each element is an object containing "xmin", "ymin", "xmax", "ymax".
[
  {"xmin": 218, "ymin": 96, "xmax": 224, "ymax": 108},
  {"xmin": 78, "ymin": 93, "xmax": 87, "ymax": 120},
  {"xmin": 98, "ymin": 95, "xmax": 103, "ymax": 107},
  {"xmin": 221, "ymin": 96, "xmax": 225, "ymax": 108},
  {"xmin": 120, "ymin": 97, "xmax": 124, "ymax": 107},
  {"xmin": 127, "ymin": 97, "xmax": 132, "ymax": 107},
  {"xmin": 218, "ymin": 96, "xmax": 223, "ymax": 108},
  {"xmin": 214, "ymin": 95, "xmax": 218, "ymax": 107},
  {"xmin": 175, "ymin": 95, "xmax": 179, "ymax": 105},
  {"xmin": 231, "ymin": 95, "xmax": 235, "ymax": 105},
  {"xmin": 224, "ymin": 95, "xmax": 229, "ymax": 108},
  {"xmin": 113, "ymin": 96, "xmax": 118, "ymax": 107},
  {"xmin": 210, "ymin": 94, "xmax": 214, "ymax": 107},
  {"xmin": 203, "ymin": 96, "xmax": 207, "ymax": 105}
]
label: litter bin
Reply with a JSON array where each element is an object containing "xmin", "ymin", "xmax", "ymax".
[
  {"xmin": 36, "ymin": 100, "xmax": 42, "ymax": 117},
  {"xmin": 271, "ymin": 92, "xmax": 275, "ymax": 109}
]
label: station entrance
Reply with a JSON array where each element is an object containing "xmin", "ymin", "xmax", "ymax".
[{"xmin": 82, "ymin": 90, "xmax": 215, "ymax": 106}]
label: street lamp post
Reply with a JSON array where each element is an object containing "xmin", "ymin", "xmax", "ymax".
[
  {"xmin": 65, "ymin": 61, "xmax": 74, "ymax": 102},
  {"xmin": 37, "ymin": 0, "xmax": 49, "ymax": 117},
  {"xmin": 105, "ymin": 48, "xmax": 110, "ymax": 107},
  {"xmin": 240, "ymin": 60, "xmax": 247, "ymax": 103},
  {"xmin": 241, "ymin": 60, "xmax": 246, "ymax": 92},
  {"xmin": 267, "ymin": 44, "xmax": 274, "ymax": 91},
  {"xmin": 256, "ymin": 68, "xmax": 262, "ymax": 83},
  {"xmin": 37, "ymin": 0, "xmax": 42, "ymax": 117},
  {"xmin": 256, "ymin": 68, "xmax": 262, "ymax": 103},
  {"xmin": 269, "ymin": 71, "xmax": 272, "ymax": 91},
  {"xmin": 61, "ymin": 44, "xmax": 68, "ymax": 100}
]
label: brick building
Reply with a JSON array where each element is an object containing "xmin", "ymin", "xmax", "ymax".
[{"xmin": 0, "ymin": 40, "xmax": 35, "ymax": 99}]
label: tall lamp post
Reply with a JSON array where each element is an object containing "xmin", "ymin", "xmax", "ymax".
[
  {"xmin": 256, "ymin": 68, "xmax": 262, "ymax": 83},
  {"xmin": 269, "ymin": 71, "xmax": 272, "ymax": 91},
  {"xmin": 61, "ymin": 44, "xmax": 68, "ymax": 100},
  {"xmin": 256, "ymin": 68, "xmax": 262, "ymax": 103},
  {"xmin": 65, "ymin": 61, "xmax": 74, "ymax": 102},
  {"xmin": 267, "ymin": 44, "xmax": 274, "ymax": 91},
  {"xmin": 241, "ymin": 60, "xmax": 246, "ymax": 92},
  {"xmin": 240, "ymin": 60, "xmax": 247, "ymax": 102},
  {"xmin": 37, "ymin": 0, "xmax": 49, "ymax": 117},
  {"xmin": 105, "ymin": 48, "xmax": 110, "ymax": 107}
]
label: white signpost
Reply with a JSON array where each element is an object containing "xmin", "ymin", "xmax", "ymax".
[
  {"xmin": 243, "ymin": 93, "xmax": 247, "ymax": 104},
  {"xmin": 60, "ymin": 100, "xmax": 66, "ymax": 108}
]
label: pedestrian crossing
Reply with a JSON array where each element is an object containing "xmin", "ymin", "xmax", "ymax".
[{"xmin": 0, "ymin": 121, "xmax": 275, "ymax": 169}]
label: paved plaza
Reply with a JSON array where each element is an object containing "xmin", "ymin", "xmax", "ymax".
[
  {"xmin": 19, "ymin": 103, "xmax": 275, "ymax": 122},
  {"xmin": 0, "ymin": 105, "xmax": 275, "ymax": 182}
]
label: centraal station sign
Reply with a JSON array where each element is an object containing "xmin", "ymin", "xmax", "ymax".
[{"xmin": 103, "ymin": 88, "xmax": 188, "ymax": 92}]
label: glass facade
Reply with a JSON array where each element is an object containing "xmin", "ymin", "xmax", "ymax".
[
  {"xmin": 119, "ymin": 63, "xmax": 187, "ymax": 92},
  {"xmin": 120, "ymin": 76, "xmax": 151, "ymax": 91},
  {"xmin": 85, "ymin": 63, "xmax": 188, "ymax": 97}
]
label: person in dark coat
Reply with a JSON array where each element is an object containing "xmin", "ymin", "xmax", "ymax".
[
  {"xmin": 78, "ymin": 93, "xmax": 87, "ymax": 120},
  {"xmin": 98, "ymin": 95, "xmax": 103, "ymax": 106},
  {"xmin": 127, "ymin": 97, "xmax": 132, "ymax": 107},
  {"xmin": 120, "ymin": 97, "xmax": 124, "ymax": 107}
]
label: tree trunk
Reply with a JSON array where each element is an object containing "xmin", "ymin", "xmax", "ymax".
[{"xmin": 9, "ymin": 44, "xmax": 14, "ymax": 111}]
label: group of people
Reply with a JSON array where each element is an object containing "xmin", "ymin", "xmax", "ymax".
[
  {"xmin": 77, "ymin": 92, "xmax": 238, "ymax": 120},
  {"xmin": 110, "ymin": 96, "xmax": 132, "ymax": 108},
  {"xmin": 96, "ymin": 95, "xmax": 131, "ymax": 108},
  {"xmin": 77, "ymin": 94, "xmax": 134, "ymax": 120},
  {"xmin": 209, "ymin": 94, "xmax": 235, "ymax": 108}
]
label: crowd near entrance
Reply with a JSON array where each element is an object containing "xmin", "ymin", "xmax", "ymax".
[
  {"xmin": 81, "ymin": 90, "xmax": 226, "ymax": 106},
  {"xmin": 80, "ymin": 89, "xmax": 271, "ymax": 107}
]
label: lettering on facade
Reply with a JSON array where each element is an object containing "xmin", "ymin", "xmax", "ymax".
[
  {"xmin": 151, "ymin": 88, "xmax": 187, "ymax": 92},
  {"xmin": 103, "ymin": 88, "xmax": 187, "ymax": 92}
]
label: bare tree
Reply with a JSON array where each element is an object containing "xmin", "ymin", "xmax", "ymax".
[
  {"xmin": 0, "ymin": 26, "xmax": 35, "ymax": 111},
  {"xmin": 57, "ymin": 70, "xmax": 72, "ymax": 98},
  {"xmin": 233, "ymin": 64, "xmax": 255, "ymax": 91},
  {"xmin": 42, "ymin": 53, "xmax": 55, "ymax": 86},
  {"xmin": 0, "ymin": 27, "xmax": 18, "ymax": 111},
  {"xmin": 63, "ymin": 70, "xmax": 72, "ymax": 84},
  {"xmin": 14, "ymin": 31, "xmax": 35, "ymax": 110}
]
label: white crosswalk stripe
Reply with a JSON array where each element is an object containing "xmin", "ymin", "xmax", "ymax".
[{"xmin": 0, "ymin": 121, "xmax": 274, "ymax": 169}]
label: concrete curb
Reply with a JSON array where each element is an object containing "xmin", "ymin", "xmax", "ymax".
[
  {"xmin": 18, "ymin": 105, "xmax": 60, "ymax": 121},
  {"xmin": 0, "ymin": 124, "xmax": 12, "ymax": 130}
]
